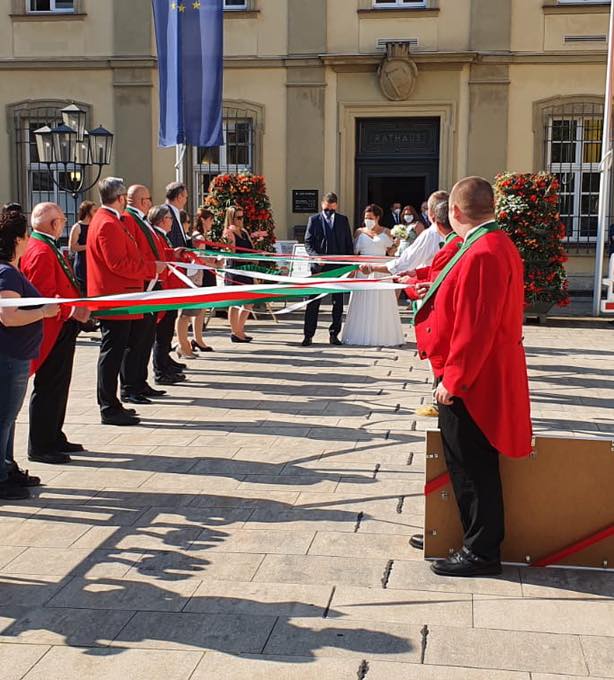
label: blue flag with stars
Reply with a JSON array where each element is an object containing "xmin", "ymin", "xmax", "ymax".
[{"xmin": 152, "ymin": 0, "xmax": 224, "ymax": 148}]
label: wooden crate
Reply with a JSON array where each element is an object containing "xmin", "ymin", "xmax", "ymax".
[{"xmin": 424, "ymin": 430, "xmax": 614, "ymax": 569}]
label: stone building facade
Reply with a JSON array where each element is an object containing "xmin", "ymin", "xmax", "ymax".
[{"xmin": 0, "ymin": 0, "xmax": 610, "ymax": 286}]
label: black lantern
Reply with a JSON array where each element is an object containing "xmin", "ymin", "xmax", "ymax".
[
  {"xmin": 88, "ymin": 125, "xmax": 114, "ymax": 166},
  {"xmin": 61, "ymin": 103, "xmax": 87, "ymax": 142},
  {"xmin": 51, "ymin": 123, "xmax": 78, "ymax": 164},
  {"xmin": 74, "ymin": 131, "xmax": 91, "ymax": 166},
  {"xmin": 33, "ymin": 125, "xmax": 54, "ymax": 164}
]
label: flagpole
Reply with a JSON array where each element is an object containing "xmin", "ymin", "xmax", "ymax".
[
  {"xmin": 593, "ymin": 0, "xmax": 614, "ymax": 316},
  {"xmin": 175, "ymin": 144, "xmax": 186, "ymax": 183}
]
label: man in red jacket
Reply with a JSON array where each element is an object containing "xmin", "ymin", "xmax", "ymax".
[
  {"xmin": 87, "ymin": 178, "xmax": 164, "ymax": 426},
  {"xmin": 414, "ymin": 176, "xmax": 532, "ymax": 577},
  {"xmin": 21, "ymin": 203, "xmax": 91, "ymax": 464}
]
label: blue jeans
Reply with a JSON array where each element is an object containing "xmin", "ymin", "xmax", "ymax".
[{"xmin": 0, "ymin": 354, "xmax": 30, "ymax": 482}]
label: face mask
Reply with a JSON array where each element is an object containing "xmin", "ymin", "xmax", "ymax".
[
  {"xmin": 393, "ymin": 208, "xmax": 401, "ymax": 215},
  {"xmin": 364, "ymin": 218, "xmax": 376, "ymax": 230},
  {"xmin": 403, "ymin": 214, "xmax": 414, "ymax": 225},
  {"xmin": 324, "ymin": 209, "xmax": 336, "ymax": 218}
]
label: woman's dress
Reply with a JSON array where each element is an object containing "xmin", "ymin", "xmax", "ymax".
[{"xmin": 341, "ymin": 231, "xmax": 404, "ymax": 347}]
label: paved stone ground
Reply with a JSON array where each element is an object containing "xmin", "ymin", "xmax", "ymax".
[{"xmin": 1, "ymin": 309, "xmax": 613, "ymax": 679}]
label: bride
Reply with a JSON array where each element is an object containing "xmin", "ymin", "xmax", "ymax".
[{"xmin": 342, "ymin": 204, "xmax": 405, "ymax": 347}]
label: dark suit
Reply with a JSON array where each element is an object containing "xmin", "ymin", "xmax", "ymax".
[
  {"xmin": 167, "ymin": 205, "xmax": 191, "ymax": 249},
  {"xmin": 382, "ymin": 211, "xmax": 402, "ymax": 230},
  {"xmin": 303, "ymin": 211, "xmax": 354, "ymax": 339}
]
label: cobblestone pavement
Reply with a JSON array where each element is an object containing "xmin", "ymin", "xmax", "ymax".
[{"xmin": 1, "ymin": 311, "xmax": 613, "ymax": 679}]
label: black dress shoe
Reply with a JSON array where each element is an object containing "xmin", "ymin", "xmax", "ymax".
[
  {"xmin": 301, "ymin": 337, "xmax": 313, "ymax": 347},
  {"xmin": 28, "ymin": 451, "xmax": 71, "ymax": 465},
  {"xmin": 140, "ymin": 385, "xmax": 167, "ymax": 398},
  {"xmin": 155, "ymin": 374, "xmax": 184, "ymax": 385},
  {"xmin": 191, "ymin": 340, "xmax": 214, "ymax": 352},
  {"xmin": 409, "ymin": 534, "xmax": 424, "ymax": 551},
  {"xmin": 57, "ymin": 441, "xmax": 84, "ymax": 453},
  {"xmin": 101, "ymin": 412, "xmax": 141, "ymax": 426},
  {"xmin": 231, "ymin": 334, "xmax": 252, "ymax": 343},
  {"xmin": 329, "ymin": 334, "xmax": 342, "ymax": 346},
  {"xmin": 431, "ymin": 547, "xmax": 502, "ymax": 578},
  {"xmin": 0, "ymin": 478, "xmax": 30, "ymax": 500},
  {"xmin": 168, "ymin": 358, "xmax": 187, "ymax": 371},
  {"xmin": 122, "ymin": 394, "xmax": 153, "ymax": 405},
  {"xmin": 8, "ymin": 463, "xmax": 41, "ymax": 487},
  {"xmin": 121, "ymin": 406, "xmax": 137, "ymax": 416}
]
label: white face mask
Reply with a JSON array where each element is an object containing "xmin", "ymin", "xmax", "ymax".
[
  {"xmin": 403, "ymin": 214, "xmax": 414, "ymax": 225},
  {"xmin": 393, "ymin": 208, "xmax": 401, "ymax": 215},
  {"xmin": 364, "ymin": 218, "xmax": 376, "ymax": 230}
]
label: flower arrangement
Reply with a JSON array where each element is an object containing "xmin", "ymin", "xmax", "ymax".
[
  {"xmin": 391, "ymin": 224, "xmax": 410, "ymax": 240},
  {"xmin": 495, "ymin": 172, "xmax": 570, "ymax": 308},
  {"xmin": 203, "ymin": 172, "xmax": 276, "ymax": 252}
]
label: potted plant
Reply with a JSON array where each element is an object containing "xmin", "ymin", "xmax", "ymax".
[{"xmin": 495, "ymin": 172, "xmax": 570, "ymax": 321}]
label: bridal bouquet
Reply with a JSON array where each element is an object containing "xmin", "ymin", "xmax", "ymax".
[{"xmin": 391, "ymin": 224, "xmax": 409, "ymax": 240}]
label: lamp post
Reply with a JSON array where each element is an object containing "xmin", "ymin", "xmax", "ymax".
[{"xmin": 34, "ymin": 103, "xmax": 113, "ymax": 238}]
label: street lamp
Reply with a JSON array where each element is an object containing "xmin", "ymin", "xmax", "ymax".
[{"xmin": 33, "ymin": 103, "xmax": 114, "ymax": 239}]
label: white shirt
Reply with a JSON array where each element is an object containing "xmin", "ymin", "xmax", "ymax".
[
  {"xmin": 386, "ymin": 224, "xmax": 444, "ymax": 275},
  {"xmin": 102, "ymin": 205, "xmax": 121, "ymax": 220},
  {"xmin": 322, "ymin": 210, "xmax": 335, "ymax": 228},
  {"xmin": 464, "ymin": 220, "xmax": 495, "ymax": 242}
]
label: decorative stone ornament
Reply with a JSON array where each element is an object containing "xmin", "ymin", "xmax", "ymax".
[{"xmin": 378, "ymin": 42, "xmax": 418, "ymax": 101}]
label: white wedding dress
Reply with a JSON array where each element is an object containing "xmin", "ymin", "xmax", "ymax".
[{"xmin": 341, "ymin": 231, "xmax": 405, "ymax": 347}]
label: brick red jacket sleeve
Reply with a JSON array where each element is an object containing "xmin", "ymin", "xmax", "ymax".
[
  {"xmin": 443, "ymin": 250, "xmax": 507, "ymax": 396},
  {"xmin": 97, "ymin": 221, "xmax": 157, "ymax": 281},
  {"xmin": 22, "ymin": 248, "xmax": 73, "ymax": 322}
]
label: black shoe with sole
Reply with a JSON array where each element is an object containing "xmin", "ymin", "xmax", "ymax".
[
  {"xmin": 155, "ymin": 374, "xmax": 185, "ymax": 385},
  {"xmin": 409, "ymin": 534, "xmax": 424, "ymax": 551},
  {"xmin": 0, "ymin": 478, "xmax": 30, "ymax": 500},
  {"xmin": 28, "ymin": 451, "xmax": 71, "ymax": 465},
  {"xmin": 231, "ymin": 334, "xmax": 252, "ymax": 343},
  {"xmin": 329, "ymin": 334, "xmax": 342, "ymax": 346},
  {"xmin": 8, "ymin": 463, "xmax": 41, "ymax": 487},
  {"xmin": 57, "ymin": 441, "xmax": 84, "ymax": 453},
  {"xmin": 168, "ymin": 359, "xmax": 187, "ymax": 371},
  {"xmin": 430, "ymin": 546, "xmax": 502, "ymax": 578},
  {"xmin": 301, "ymin": 337, "xmax": 313, "ymax": 347},
  {"xmin": 122, "ymin": 394, "xmax": 153, "ymax": 405},
  {"xmin": 101, "ymin": 411, "xmax": 141, "ymax": 426},
  {"xmin": 140, "ymin": 385, "xmax": 167, "ymax": 398},
  {"xmin": 191, "ymin": 340, "xmax": 214, "ymax": 353}
]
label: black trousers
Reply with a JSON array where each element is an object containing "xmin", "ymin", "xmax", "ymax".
[
  {"xmin": 29, "ymin": 320, "xmax": 80, "ymax": 456},
  {"xmin": 97, "ymin": 319, "xmax": 143, "ymax": 416},
  {"xmin": 122, "ymin": 313, "xmax": 156, "ymax": 396},
  {"xmin": 304, "ymin": 293, "xmax": 344, "ymax": 339},
  {"xmin": 438, "ymin": 398, "xmax": 504, "ymax": 561},
  {"xmin": 153, "ymin": 310, "xmax": 178, "ymax": 378}
]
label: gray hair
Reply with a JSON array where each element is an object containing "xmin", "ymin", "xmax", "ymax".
[
  {"xmin": 98, "ymin": 177, "xmax": 126, "ymax": 205},
  {"xmin": 433, "ymin": 197, "xmax": 451, "ymax": 230},
  {"xmin": 147, "ymin": 204, "xmax": 171, "ymax": 226},
  {"xmin": 165, "ymin": 181, "xmax": 187, "ymax": 202}
]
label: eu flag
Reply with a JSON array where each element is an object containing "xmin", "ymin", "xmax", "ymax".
[{"xmin": 152, "ymin": 0, "xmax": 224, "ymax": 148}]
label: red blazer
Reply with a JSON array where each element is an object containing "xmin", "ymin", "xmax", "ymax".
[
  {"xmin": 86, "ymin": 207, "xmax": 157, "ymax": 320},
  {"xmin": 415, "ymin": 230, "xmax": 532, "ymax": 458},
  {"xmin": 20, "ymin": 236, "xmax": 80, "ymax": 374},
  {"xmin": 404, "ymin": 236, "xmax": 463, "ymax": 300}
]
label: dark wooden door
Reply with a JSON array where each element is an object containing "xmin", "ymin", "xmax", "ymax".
[{"xmin": 355, "ymin": 117, "xmax": 440, "ymax": 225}]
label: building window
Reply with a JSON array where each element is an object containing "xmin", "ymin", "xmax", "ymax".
[
  {"xmin": 373, "ymin": 0, "xmax": 427, "ymax": 8},
  {"xmin": 546, "ymin": 113, "xmax": 603, "ymax": 243},
  {"xmin": 557, "ymin": 1, "xmax": 609, "ymax": 4},
  {"xmin": 27, "ymin": 0, "xmax": 75, "ymax": 13},
  {"xmin": 193, "ymin": 111, "xmax": 255, "ymax": 206},
  {"xmin": 10, "ymin": 101, "xmax": 91, "ymax": 239},
  {"xmin": 224, "ymin": 0, "xmax": 247, "ymax": 10}
]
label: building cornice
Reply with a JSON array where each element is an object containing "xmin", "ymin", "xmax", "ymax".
[{"xmin": 0, "ymin": 56, "xmax": 157, "ymax": 71}]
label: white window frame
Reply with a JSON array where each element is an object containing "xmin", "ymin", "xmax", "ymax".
[
  {"xmin": 547, "ymin": 116, "xmax": 602, "ymax": 243},
  {"xmin": 557, "ymin": 1, "xmax": 609, "ymax": 4},
  {"xmin": 223, "ymin": 0, "xmax": 248, "ymax": 11},
  {"xmin": 27, "ymin": 0, "xmax": 75, "ymax": 14},
  {"xmin": 373, "ymin": 0, "xmax": 427, "ymax": 8}
]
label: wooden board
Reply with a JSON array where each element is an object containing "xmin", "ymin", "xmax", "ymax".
[{"xmin": 424, "ymin": 430, "xmax": 614, "ymax": 569}]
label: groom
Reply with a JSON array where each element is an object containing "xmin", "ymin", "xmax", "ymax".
[{"xmin": 302, "ymin": 192, "xmax": 354, "ymax": 346}]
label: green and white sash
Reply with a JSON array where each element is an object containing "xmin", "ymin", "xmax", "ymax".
[{"xmin": 30, "ymin": 231, "xmax": 80, "ymax": 293}]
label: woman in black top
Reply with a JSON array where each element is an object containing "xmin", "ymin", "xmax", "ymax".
[
  {"xmin": 0, "ymin": 210, "xmax": 60, "ymax": 500},
  {"xmin": 69, "ymin": 200, "xmax": 98, "ymax": 293},
  {"xmin": 223, "ymin": 206, "xmax": 254, "ymax": 343}
]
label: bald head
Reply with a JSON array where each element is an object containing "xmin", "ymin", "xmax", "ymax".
[
  {"xmin": 449, "ymin": 177, "xmax": 495, "ymax": 236},
  {"xmin": 31, "ymin": 202, "xmax": 66, "ymax": 240},
  {"xmin": 127, "ymin": 185, "xmax": 153, "ymax": 215}
]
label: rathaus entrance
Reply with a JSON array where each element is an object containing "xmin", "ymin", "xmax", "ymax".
[{"xmin": 355, "ymin": 117, "xmax": 440, "ymax": 224}]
